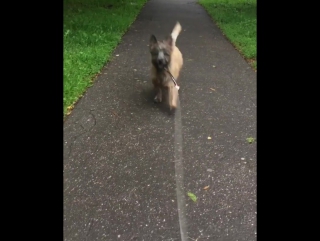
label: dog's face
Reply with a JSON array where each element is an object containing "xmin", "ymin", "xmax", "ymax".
[{"xmin": 149, "ymin": 35, "xmax": 173, "ymax": 71}]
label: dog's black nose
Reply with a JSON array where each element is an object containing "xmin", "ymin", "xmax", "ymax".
[{"xmin": 158, "ymin": 59, "xmax": 164, "ymax": 65}]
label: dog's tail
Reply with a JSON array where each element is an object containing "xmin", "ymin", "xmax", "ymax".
[{"xmin": 171, "ymin": 22, "xmax": 182, "ymax": 46}]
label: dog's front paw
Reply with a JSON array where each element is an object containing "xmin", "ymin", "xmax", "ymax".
[
  {"xmin": 154, "ymin": 96, "xmax": 162, "ymax": 103},
  {"xmin": 169, "ymin": 105, "xmax": 177, "ymax": 116},
  {"xmin": 169, "ymin": 105, "xmax": 177, "ymax": 111}
]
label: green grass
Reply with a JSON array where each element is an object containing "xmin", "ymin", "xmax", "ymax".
[
  {"xmin": 198, "ymin": 0, "xmax": 256, "ymax": 69},
  {"xmin": 63, "ymin": 0, "xmax": 147, "ymax": 116}
]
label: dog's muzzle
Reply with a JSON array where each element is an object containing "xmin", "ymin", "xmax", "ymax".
[
  {"xmin": 156, "ymin": 51, "xmax": 167, "ymax": 69},
  {"xmin": 157, "ymin": 59, "xmax": 166, "ymax": 69}
]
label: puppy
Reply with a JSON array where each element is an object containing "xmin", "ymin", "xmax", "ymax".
[{"xmin": 149, "ymin": 22, "xmax": 183, "ymax": 110}]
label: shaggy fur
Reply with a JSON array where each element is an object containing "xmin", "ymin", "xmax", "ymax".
[{"xmin": 149, "ymin": 22, "xmax": 183, "ymax": 110}]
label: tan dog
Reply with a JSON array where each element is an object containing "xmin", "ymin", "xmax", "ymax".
[{"xmin": 149, "ymin": 22, "xmax": 183, "ymax": 110}]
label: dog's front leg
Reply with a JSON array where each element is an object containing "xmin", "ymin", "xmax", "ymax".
[
  {"xmin": 153, "ymin": 84, "xmax": 162, "ymax": 103},
  {"xmin": 169, "ymin": 86, "xmax": 178, "ymax": 110}
]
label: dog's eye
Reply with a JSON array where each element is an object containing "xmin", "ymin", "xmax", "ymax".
[{"xmin": 151, "ymin": 50, "xmax": 158, "ymax": 56}]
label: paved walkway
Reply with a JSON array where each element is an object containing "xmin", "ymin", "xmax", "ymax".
[{"xmin": 64, "ymin": 0, "xmax": 257, "ymax": 240}]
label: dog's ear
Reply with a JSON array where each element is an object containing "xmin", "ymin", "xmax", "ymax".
[
  {"xmin": 149, "ymin": 34, "xmax": 158, "ymax": 48},
  {"xmin": 164, "ymin": 35, "xmax": 173, "ymax": 47}
]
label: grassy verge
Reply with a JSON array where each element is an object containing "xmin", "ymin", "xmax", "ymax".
[
  {"xmin": 64, "ymin": 0, "xmax": 147, "ymax": 116},
  {"xmin": 198, "ymin": 0, "xmax": 256, "ymax": 69}
]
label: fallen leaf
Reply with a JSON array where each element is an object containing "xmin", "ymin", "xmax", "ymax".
[
  {"xmin": 187, "ymin": 192, "xmax": 197, "ymax": 202},
  {"xmin": 207, "ymin": 137, "xmax": 212, "ymax": 140},
  {"xmin": 246, "ymin": 137, "xmax": 255, "ymax": 144},
  {"xmin": 203, "ymin": 186, "xmax": 209, "ymax": 190},
  {"xmin": 209, "ymin": 88, "xmax": 216, "ymax": 91},
  {"xmin": 111, "ymin": 110, "xmax": 119, "ymax": 118}
]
